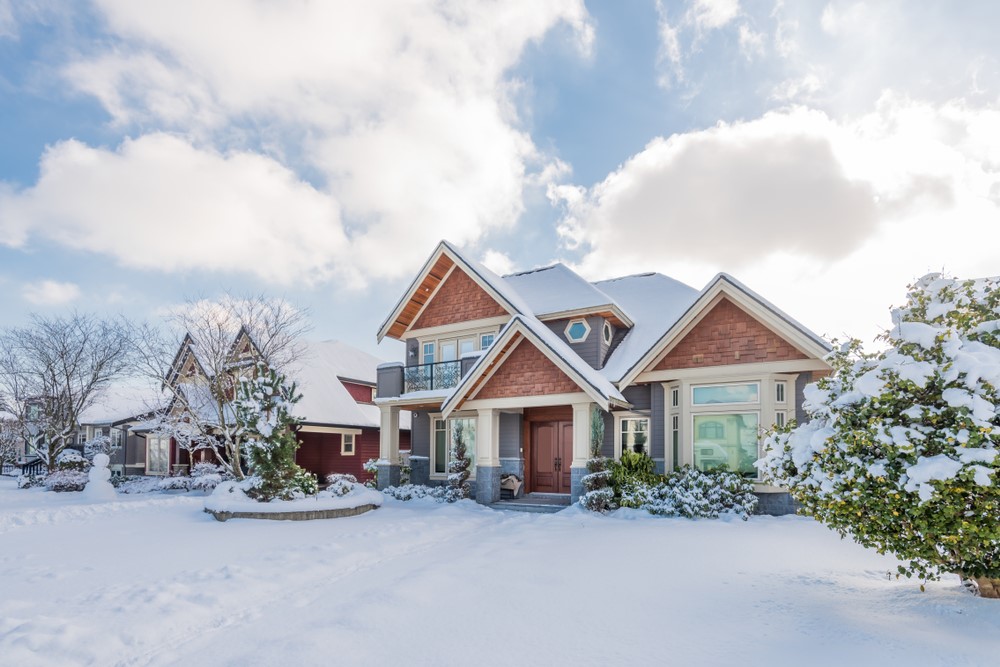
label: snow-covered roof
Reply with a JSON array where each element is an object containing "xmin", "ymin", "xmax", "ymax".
[
  {"xmin": 78, "ymin": 382, "xmax": 167, "ymax": 425},
  {"xmin": 502, "ymin": 263, "xmax": 628, "ymax": 321},
  {"xmin": 288, "ymin": 340, "xmax": 410, "ymax": 430},
  {"xmin": 594, "ymin": 273, "xmax": 700, "ymax": 382}
]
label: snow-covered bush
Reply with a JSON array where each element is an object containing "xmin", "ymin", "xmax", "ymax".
[
  {"xmin": 759, "ymin": 274, "xmax": 1000, "ymax": 596},
  {"xmin": 580, "ymin": 407, "xmax": 614, "ymax": 512},
  {"xmin": 382, "ymin": 484, "xmax": 449, "ymax": 501},
  {"xmin": 84, "ymin": 435, "xmax": 117, "ymax": 461},
  {"xmin": 325, "ymin": 473, "xmax": 359, "ymax": 497},
  {"xmin": 114, "ymin": 476, "xmax": 161, "ymax": 494},
  {"xmin": 617, "ymin": 467, "xmax": 758, "ymax": 520},
  {"xmin": 187, "ymin": 462, "xmax": 226, "ymax": 492},
  {"xmin": 43, "ymin": 449, "xmax": 91, "ymax": 492},
  {"xmin": 237, "ymin": 362, "xmax": 317, "ymax": 501},
  {"xmin": 444, "ymin": 420, "xmax": 471, "ymax": 502},
  {"xmin": 363, "ymin": 458, "xmax": 379, "ymax": 488},
  {"xmin": 17, "ymin": 474, "xmax": 44, "ymax": 489}
]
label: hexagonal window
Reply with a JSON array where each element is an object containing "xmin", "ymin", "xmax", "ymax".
[{"xmin": 565, "ymin": 318, "xmax": 591, "ymax": 343}]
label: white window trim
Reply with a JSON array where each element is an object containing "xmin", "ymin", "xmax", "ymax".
[
  {"xmin": 613, "ymin": 412, "xmax": 650, "ymax": 460},
  {"xmin": 602, "ymin": 321, "xmax": 613, "ymax": 345},
  {"xmin": 341, "ymin": 433, "xmax": 356, "ymax": 456},
  {"xmin": 429, "ymin": 413, "xmax": 477, "ymax": 481},
  {"xmin": 691, "ymin": 381, "xmax": 761, "ymax": 406},
  {"xmin": 564, "ymin": 318, "xmax": 591, "ymax": 343},
  {"xmin": 420, "ymin": 327, "xmax": 500, "ymax": 364}
]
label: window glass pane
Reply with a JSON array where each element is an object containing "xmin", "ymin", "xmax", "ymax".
[
  {"xmin": 440, "ymin": 341, "xmax": 457, "ymax": 362},
  {"xmin": 480, "ymin": 334, "xmax": 494, "ymax": 349},
  {"xmin": 459, "ymin": 339, "xmax": 475, "ymax": 356},
  {"xmin": 693, "ymin": 413, "xmax": 759, "ymax": 476},
  {"xmin": 620, "ymin": 418, "xmax": 649, "ymax": 454},
  {"xmin": 567, "ymin": 321, "xmax": 588, "ymax": 341},
  {"xmin": 671, "ymin": 387, "xmax": 679, "ymax": 408},
  {"xmin": 422, "ymin": 343, "xmax": 435, "ymax": 365},
  {"xmin": 776, "ymin": 382, "xmax": 786, "ymax": 403},
  {"xmin": 434, "ymin": 421, "xmax": 447, "ymax": 474},
  {"xmin": 692, "ymin": 383, "xmax": 759, "ymax": 405}
]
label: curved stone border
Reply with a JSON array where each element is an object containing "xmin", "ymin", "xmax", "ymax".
[{"xmin": 205, "ymin": 503, "xmax": 378, "ymax": 522}]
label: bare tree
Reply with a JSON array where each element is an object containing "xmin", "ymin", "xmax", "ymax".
[
  {"xmin": 0, "ymin": 314, "xmax": 135, "ymax": 469},
  {"xmin": 0, "ymin": 417, "xmax": 20, "ymax": 470},
  {"xmin": 133, "ymin": 294, "xmax": 310, "ymax": 479}
]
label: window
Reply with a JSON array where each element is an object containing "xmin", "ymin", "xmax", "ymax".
[
  {"xmin": 775, "ymin": 411, "xmax": 786, "ymax": 428},
  {"xmin": 432, "ymin": 417, "xmax": 476, "ymax": 478},
  {"xmin": 775, "ymin": 381, "xmax": 787, "ymax": 404},
  {"xmin": 480, "ymin": 333, "xmax": 495, "ymax": 349},
  {"xmin": 671, "ymin": 415, "xmax": 680, "ymax": 471},
  {"xmin": 671, "ymin": 387, "xmax": 680, "ymax": 408},
  {"xmin": 602, "ymin": 321, "xmax": 613, "ymax": 345},
  {"xmin": 564, "ymin": 318, "xmax": 591, "ymax": 343},
  {"xmin": 692, "ymin": 383, "xmax": 759, "ymax": 405},
  {"xmin": 146, "ymin": 435, "xmax": 170, "ymax": 476},
  {"xmin": 422, "ymin": 342, "xmax": 435, "ymax": 365},
  {"xmin": 620, "ymin": 417, "xmax": 649, "ymax": 456},
  {"xmin": 341, "ymin": 433, "xmax": 356, "ymax": 455},
  {"xmin": 111, "ymin": 428, "xmax": 123, "ymax": 449},
  {"xmin": 370, "ymin": 387, "xmax": 377, "ymax": 402},
  {"xmin": 693, "ymin": 413, "xmax": 759, "ymax": 477}
]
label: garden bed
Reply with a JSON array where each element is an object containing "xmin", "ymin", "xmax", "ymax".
[
  {"xmin": 203, "ymin": 480, "xmax": 383, "ymax": 522},
  {"xmin": 205, "ymin": 503, "xmax": 378, "ymax": 522}
]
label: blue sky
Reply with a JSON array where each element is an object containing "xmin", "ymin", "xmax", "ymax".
[{"xmin": 1, "ymin": 0, "xmax": 999, "ymax": 359}]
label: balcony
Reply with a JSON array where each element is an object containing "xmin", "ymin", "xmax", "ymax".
[{"xmin": 377, "ymin": 357, "xmax": 479, "ymax": 400}]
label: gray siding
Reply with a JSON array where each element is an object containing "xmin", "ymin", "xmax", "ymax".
[
  {"xmin": 650, "ymin": 382, "xmax": 665, "ymax": 459},
  {"xmin": 498, "ymin": 412, "xmax": 522, "ymax": 459},
  {"xmin": 545, "ymin": 315, "xmax": 606, "ymax": 371},
  {"xmin": 795, "ymin": 372, "xmax": 814, "ymax": 424},
  {"xmin": 601, "ymin": 411, "xmax": 614, "ymax": 458},
  {"xmin": 410, "ymin": 410, "xmax": 430, "ymax": 457},
  {"xmin": 405, "ymin": 337, "xmax": 419, "ymax": 366},
  {"xmin": 622, "ymin": 384, "xmax": 651, "ymax": 411}
]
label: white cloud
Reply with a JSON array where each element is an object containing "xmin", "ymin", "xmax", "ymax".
[
  {"xmin": 738, "ymin": 24, "xmax": 765, "ymax": 60},
  {"xmin": 481, "ymin": 250, "xmax": 516, "ymax": 276},
  {"xmin": 5, "ymin": 0, "xmax": 594, "ymax": 285},
  {"xmin": 688, "ymin": 0, "xmax": 741, "ymax": 31},
  {"xmin": 554, "ymin": 96, "xmax": 1000, "ymax": 343},
  {"xmin": 1, "ymin": 134, "xmax": 350, "ymax": 286},
  {"xmin": 23, "ymin": 280, "xmax": 80, "ymax": 305}
]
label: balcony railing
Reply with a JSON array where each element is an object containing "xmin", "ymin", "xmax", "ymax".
[{"xmin": 403, "ymin": 360, "xmax": 462, "ymax": 393}]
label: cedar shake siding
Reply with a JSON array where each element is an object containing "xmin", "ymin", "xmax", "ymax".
[
  {"xmin": 476, "ymin": 341, "xmax": 580, "ymax": 400},
  {"xmin": 412, "ymin": 268, "xmax": 507, "ymax": 330},
  {"xmin": 653, "ymin": 298, "xmax": 808, "ymax": 371}
]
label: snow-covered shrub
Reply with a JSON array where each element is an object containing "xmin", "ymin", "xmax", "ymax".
[
  {"xmin": 17, "ymin": 474, "xmax": 44, "ymax": 489},
  {"xmin": 157, "ymin": 475, "xmax": 192, "ymax": 491},
  {"xmin": 187, "ymin": 462, "xmax": 226, "ymax": 492},
  {"xmin": 579, "ymin": 407, "xmax": 615, "ymax": 512},
  {"xmin": 363, "ymin": 458, "xmax": 379, "ymax": 488},
  {"xmin": 43, "ymin": 449, "xmax": 91, "ymax": 492},
  {"xmin": 325, "ymin": 473, "xmax": 359, "ymax": 497},
  {"xmin": 382, "ymin": 484, "xmax": 448, "ymax": 501},
  {"xmin": 616, "ymin": 467, "xmax": 757, "ymax": 520},
  {"xmin": 759, "ymin": 274, "xmax": 1000, "ymax": 595},
  {"xmin": 444, "ymin": 420, "xmax": 471, "ymax": 502},
  {"xmin": 84, "ymin": 435, "xmax": 116, "ymax": 461},
  {"xmin": 237, "ymin": 362, "xmax": 317, "ymax": 501},
  {"xmin": 609, "ymin": 449, "xmax": 659, "ymax": 489},
  {"xmin": 114, "ymin": 476, "xmax": 161, "ymax": 493}
]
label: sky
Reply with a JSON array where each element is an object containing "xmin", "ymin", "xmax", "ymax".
[{"xmin": 1, "ymin": 0, "xmax": 999, "ymax": 361}]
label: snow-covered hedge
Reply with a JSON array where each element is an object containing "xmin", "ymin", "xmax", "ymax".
[
  {"xmin": 759, "ymin": 274, "xmax": 1000, "ymax": 592},
  {"xmin": 617, "ymin": 467, "xmax": 758, "ymax": 520},
  {"xmin": 43, "ymin": 449, "xmax": 91, "ymax": 492},
  {"xmin": 382, "ymin": 484, "xmax": 449, "ymax": 502},
  {"xmin": 325, "ymin": 473, "xmax": 359, "ymax": 497}
]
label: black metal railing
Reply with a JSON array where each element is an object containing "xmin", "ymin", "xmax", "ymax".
[
  {"xmin": 403, "ymin": 360, "xmax": 462, "ymax": 393},
  {"xmin": 20, "ymin": 459, "xmax": 47, "ymax": 477}
]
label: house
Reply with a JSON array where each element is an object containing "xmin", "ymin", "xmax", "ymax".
[
  {"xmin": 152, "ymin": 330, "xmax": 410, "ymax": 484},
  {"xmin": 374, "ymin": 240, "xmax": 832, "ymax": 514}
]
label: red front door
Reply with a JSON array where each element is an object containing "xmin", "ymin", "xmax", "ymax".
[{"xmin": 531, "ymin": 421, "xmax": 573, "ymax": 494}]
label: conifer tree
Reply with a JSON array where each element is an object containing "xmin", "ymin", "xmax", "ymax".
[{"xmin": 445, "ymin": 420, "xmax": 471, "ymax": 502}]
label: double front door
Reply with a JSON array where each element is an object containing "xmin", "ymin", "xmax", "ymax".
[{"xmin": 531, "ymin": 421, "xmax": 573, "ymax": 494}]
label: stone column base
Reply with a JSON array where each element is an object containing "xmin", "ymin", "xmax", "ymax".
[
  {"xmin": 570, "ymin": 466, "xmax": 588, "ymax": 503},
  {"xmin": 408, "ymin": 456, "xmax": 429, "ymax": 486},
  {"xmin": 376, "ymin": 463, "xmax": 401, "ymax": 490},
  {"xmin": 475, "ymin": 466, "xmax": 502, "ymax": 505}
]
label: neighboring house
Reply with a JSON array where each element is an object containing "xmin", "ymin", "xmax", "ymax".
[
  {"xmin": 375, "ymin": 240, "xmax": 832, "ymax": 514},
  {"xmin": 155, "ymin": 329, "xmax": 410, "ymax": 483}
]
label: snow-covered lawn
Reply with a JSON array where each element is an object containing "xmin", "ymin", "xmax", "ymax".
[{"xmin": 1, "ymin": 477, "xmax": 997, "ymax": 667}]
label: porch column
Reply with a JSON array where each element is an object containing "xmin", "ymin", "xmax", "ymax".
[
  {"xmin": 377, "ymin": 404, "xmax": 401, "ymax": 489},
  {"xmin": 475, "ymin": 408, "xmax": 501, "ymax": 505},
  {"xmin": 570, "ymin": 401, "xmax": 594, "ymax": 502}
]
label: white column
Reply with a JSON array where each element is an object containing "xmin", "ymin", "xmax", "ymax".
[
  {"xmin": 379, "ymin": 405, "xmax": 400, "ymax": 463},
  {"xmin": 476, "ymin": 408, "xmax": 500, "ymax": 467},
  {"xmin": 571, "ymin": 401, "xmax": 593, "ymax": 468}
]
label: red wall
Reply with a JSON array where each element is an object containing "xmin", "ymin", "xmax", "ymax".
[{"xmin": 342, "ymin": 381, "xmax": 375, "ymax": 404}]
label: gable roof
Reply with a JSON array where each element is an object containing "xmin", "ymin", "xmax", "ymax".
[
  {"xmin": 618, "ymin": 272, "xmax": 833, "ymax": 387},
  {"xmin": 441, "ymin": 314, "xmax": 628, "ymax": 418},
  {"xmin": 377, "ymin": 240, "xmax": 531, "ymax": 342},
  {"xmin": 502, "ymin": 264, "xmax": 633, "ymax": 327}
]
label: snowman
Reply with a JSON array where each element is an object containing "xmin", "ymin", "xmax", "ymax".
[{"xmin": 81, "ymin": 453, "xmax": 119, "ymax": 502}]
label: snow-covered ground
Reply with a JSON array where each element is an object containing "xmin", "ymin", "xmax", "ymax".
[{"xmin": 1, "ymin": 477, "xmax": 997, "ymax": 667}]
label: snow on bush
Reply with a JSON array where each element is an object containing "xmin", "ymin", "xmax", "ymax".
[
  {"xmin": 44, "ymin": 449, "xmax": 91, "ymax": 492},
  {"xmin": 759, "ymin": 274, "xmax": 1000, "ymax": 594},
  {"xmin": 444, "ymin": 420, "xmax": 471, "ymax": 503},
  {"xmin": 382, "ymin": 484, "xmax": 449, "ymax": 502},
  {"xmin": 362, "ymin": 458, "xmax": 378, "ymax": 488},
  {"xmin": 325, "ymin": 473, "xmax": 359, "ymax": 497},
  {"xmin": 84, "ymin": 435, "xmax": 117, "ymax": 461},
  {"xmin": 579, "ymin": 407, "xmax": 615, "ymax": 512},
  {"xmin": 617, "ymin": 467, "xmax": 758, "ymax": 520}
]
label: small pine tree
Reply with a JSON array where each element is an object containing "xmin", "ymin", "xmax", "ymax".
[
  {"xmin": 445, "ymin": 420, "xmax": 471, "ymax": 502},
  {"xmin": 237, "ymin": 362, "xmax": 317, "ymax": 501},
  {"xmin": 580, "ymin": 406, "xmax": 614, "ymax": 512}
]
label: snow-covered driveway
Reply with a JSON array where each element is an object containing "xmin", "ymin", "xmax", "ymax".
[{"xmin": 1, "ymin": 478, "xmax": 997, "ymax": 667}]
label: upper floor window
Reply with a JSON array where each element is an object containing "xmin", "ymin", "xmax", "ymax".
[
  {"xmin": 602, "ymin": 321, "xmax": 613, "ymax": 345},
  {"xmin": 565, "ymin": 318, "xmax": 591, "ymax": 343},
  {"xmin": 422, "ymin": 342, "xmax": 435, "ymax": 365},
  {"xmin": 692, "ymin": 382, "xmax": 760, "ymax": 405},
  {"xmin": 775, "ymin": 381, "xmax": 787, "ymax": 404},
  {"xmin": 480, "ymin": 333, "xmax": 495, "ymax": 350}
]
